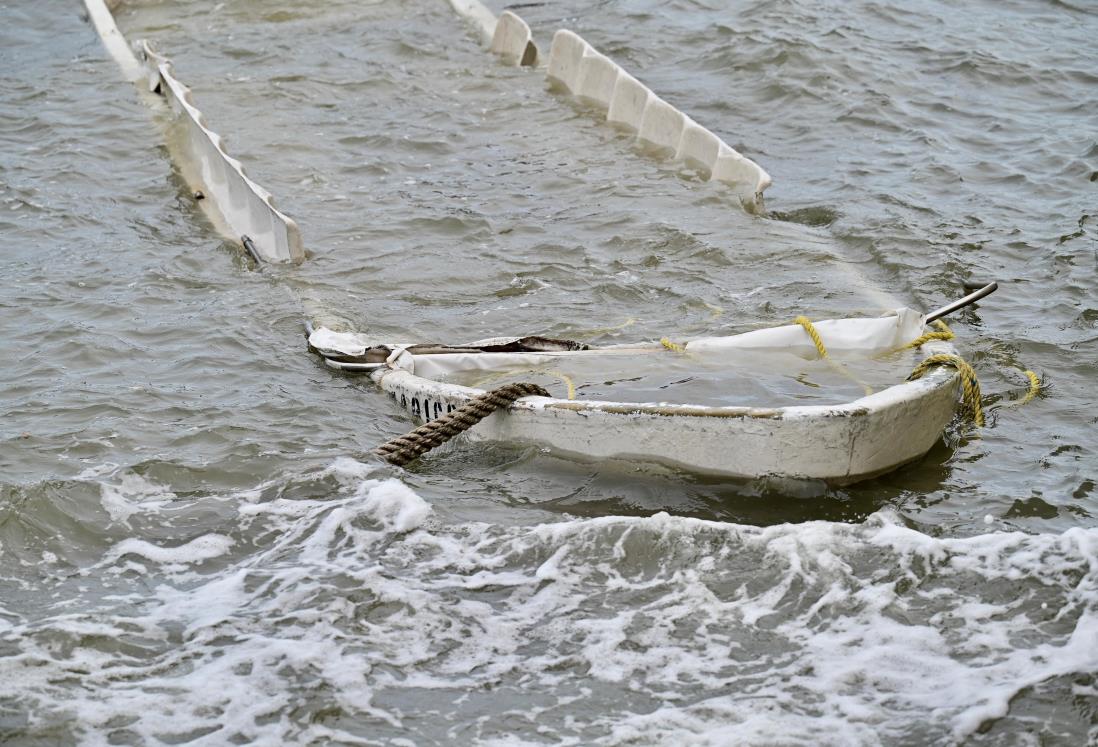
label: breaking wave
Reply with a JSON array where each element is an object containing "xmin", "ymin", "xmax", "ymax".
[{"xmin": 2, "ymin": 459, "xmax": 1095, "ymax": 745}]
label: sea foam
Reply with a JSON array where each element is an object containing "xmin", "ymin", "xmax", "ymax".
[{"xmin": 2, "ymin": 463, "xmax": 1095, "ymax": 745}]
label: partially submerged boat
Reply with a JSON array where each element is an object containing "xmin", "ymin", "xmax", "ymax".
[
  {"xmin": 84, "ymin": 0, "xmax": 995, "ymax": 483},
  {"xmin": 308, "ymin": 308, "xmax": 966, "ymax": 483}
]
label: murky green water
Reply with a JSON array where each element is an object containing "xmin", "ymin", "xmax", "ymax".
[{"xmin": 2, "ymin": 0, "xmax": 1096, "ymax": 744}]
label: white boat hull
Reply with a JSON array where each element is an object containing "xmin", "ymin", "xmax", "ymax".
[{"xmin": 369, "ymin": 347, "xmax": 958, "ymax": 484}]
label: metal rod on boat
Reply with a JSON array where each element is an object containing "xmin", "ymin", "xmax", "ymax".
[
  {"xmin": 240, "ymin": 235, "xmax": 263, "ymax": 266},
  {"xmin": 925, "ymin": 282, "xmax": 998, "ymax": 322}
]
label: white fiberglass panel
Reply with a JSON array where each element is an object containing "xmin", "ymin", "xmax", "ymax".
[
  {"xmin": 547, "ymin": 30, "xmax": 589, "ymax": 92},
  {"xmin": 576, "ymin": 51, "xmax": 621, "ymax": 108},
  {"xmin": 139, "ymin": 42, "xmax": 304, "ymax": 264},
  {"xmin": 490, "ymin": 11, "xmax": 538, "ymax": 66},
  {"xmin": 549, "ymin": 28, "xmax": 771, "ymax": 210}
]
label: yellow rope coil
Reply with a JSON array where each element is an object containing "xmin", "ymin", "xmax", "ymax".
[
  {"xmin": 909, "ymin": 353, "xmax": 984, "ymax": 427},
  {"xmin": 660, "ymin": 337, "xmax": 687, "ymax": 354},
  {"xmin": 998, "ymin": 369, "xmax": 1041, "ymax": 409}
]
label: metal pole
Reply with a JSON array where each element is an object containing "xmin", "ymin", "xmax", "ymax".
[
  {"xmin": 240, "ymin": 235, "xmax": 263, "ymax": 266},
  {"xmin": 926, "ymin": 282, "xmax": 998, "ymax": 322}
]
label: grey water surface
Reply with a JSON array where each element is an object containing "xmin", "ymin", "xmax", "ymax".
[{"xmin": 1, "ymin": 0, "xmax": 1096, "ymax": 744}]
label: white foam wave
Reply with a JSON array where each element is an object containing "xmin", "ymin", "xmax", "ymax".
[
  {"xmin": 98, "ymin": 471, "xmax": 177, "ymax": 525},
  {"xmin": 103, "ymin": 533, "xmax": 234, "ymax": 566},
  {"xmin": 2, "ymin": 462, "xmax": 1095, "ymax": 745}
]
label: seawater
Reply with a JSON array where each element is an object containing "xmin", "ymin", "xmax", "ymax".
[
  {"xmin": 440, "ymin": 347, "xmax": 926, "ymax": 407},
  {"xmin": 1, "ymin": 0, "xmax": 1096, "ymax": 745}
]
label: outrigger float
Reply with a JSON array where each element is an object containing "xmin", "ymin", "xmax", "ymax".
[{"xmin": 84, "ymin": 0, "xmax": 1007, "ymax": 483}]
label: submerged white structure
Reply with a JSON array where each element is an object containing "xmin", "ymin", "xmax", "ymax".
[
  {"xmin": 443, "ymin": 5, "xmax": 771, "ymax": 212},
  {"xmin": 546, "ymin": 29, "xmax": 772, "ymax": 212},
  {"xmin": 138, "ymin": 42, "xmax": 304, "ymax": 263},
  {"xmin": 490, "ymin": 11, "xmax": 539, "ymax": 67},
  {"xmin": 447, "ymin": 0, "xmax": 538, "ymax": 66},
  {"xmin": 83, "ymin": 0, "xmax": 303, "ymax": 264}
]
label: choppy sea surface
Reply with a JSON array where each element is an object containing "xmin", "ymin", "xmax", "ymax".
[{"xmin": 2, "ymin": 0, "xmax": 1097, "ymax": 744}]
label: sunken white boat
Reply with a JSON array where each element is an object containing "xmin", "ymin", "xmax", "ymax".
[{"xmin": 309, "ymin": 309, "xmax": 964, "ymax": 483}]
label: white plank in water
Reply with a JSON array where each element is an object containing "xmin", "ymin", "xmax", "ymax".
[
  {"xmin": 548, "ymin": 28, "xmax": 772, "ymax": 212},
  {"xmin": 140, "ymin": 42, "xmax": 305, "ymax": 264},
  {"xmin": 576, "ymin": 50, "xmax": 621, "ymax": 108},
  {"xmin": 490, "ymin": 11, "xmax": 538, "ymax": 67},
  {"xmin": 447, "ymin": 0, "xmax": 497, "ymax": 47},
  {"xmin": 83, "ymin": 0, "xmax": 143, "ymax": 82},
  {"xmin": 547, "ymin": 30, "xmax": 589, "ymax": 93},
  {"xmin": 83, "ymin": 0, "xmax": 304, "ymax": 263}
]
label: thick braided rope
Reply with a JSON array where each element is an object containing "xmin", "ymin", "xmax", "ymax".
[
  {"xmin": 375, "ymin": 382, "xmax": 550, "ymax": 467},
  {"xmin": 908, "ymin": 353, "xmax": 984, "ymax": 427}
]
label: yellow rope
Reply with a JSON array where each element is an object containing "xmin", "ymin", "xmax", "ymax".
[
  {"xmin": 793, "ymin": 316, "xmax": 873, "ymax": 396},
  {"xmin": 903, "ymin": 320, "xmax": 955, "ymax": 349},
  {"xmin": 793, "ymin": 316, "xmax": 829, "ymax": 359},
  {"xmin": 545, "ymin": 370, "xmax": 577, "ymax": 400},
  {"xmin": 1019, "ymin": 370, "xmax": 1040, "ymax": 405},
  {"xmin": 899, "ymin": 320, "xmax": 1036, "ymax": 420},
  {"xmin": 908, "ymin": 353, "xmax": 984, "ymax": 427},
  {"xmin": 660, "ymin": 337, "xmax": 686, "ymax": 354},
  {"xmin": 998, "ymin": 369, "xmax": 1041, "ymax": 409}
]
